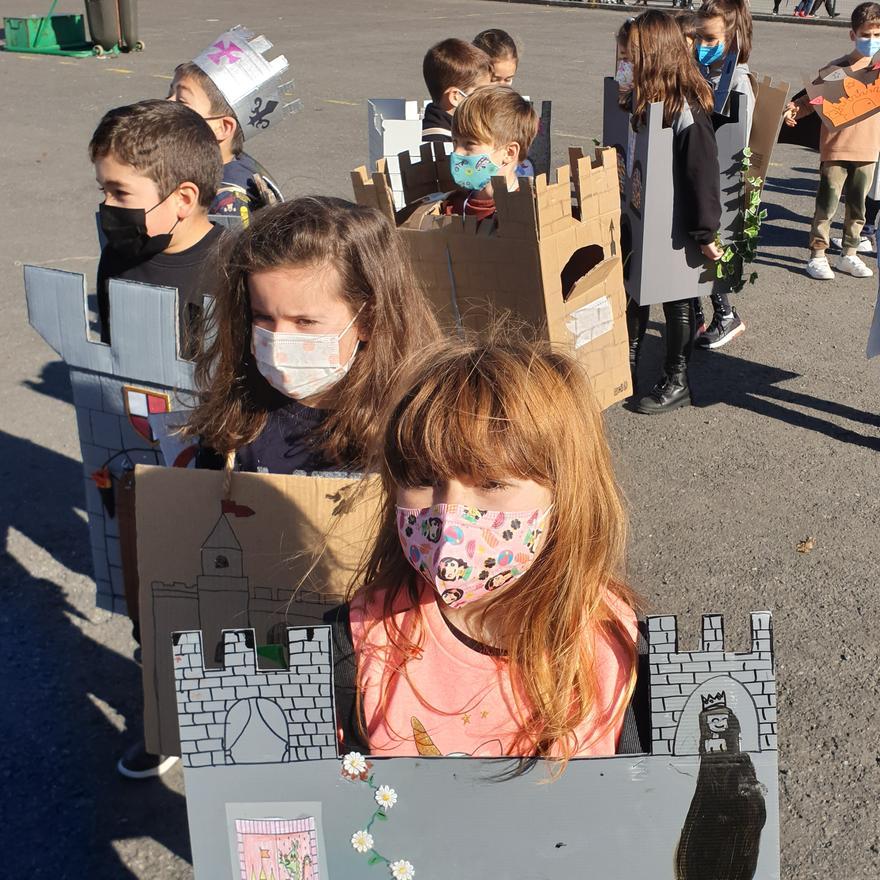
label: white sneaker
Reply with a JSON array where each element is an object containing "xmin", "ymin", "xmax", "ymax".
[
  {"xmin": 836, "ymin": 254, "xmax": 874, "ymax": 277},
  {"xmin": 830, "ymin": 236, "xmax": 873, "ymax": 254},
  {"xmin": 806, "ymin": 255, "xmax": 835, "ymax": 280}
]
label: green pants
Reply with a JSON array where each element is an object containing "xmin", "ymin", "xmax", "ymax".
[{"xmin": 810, "ymin": 160, "xmax": 876, "ymax": 255}]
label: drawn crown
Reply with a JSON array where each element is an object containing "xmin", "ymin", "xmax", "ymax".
[{"xmin": 701, "ymin": 691, "xmax": 727, "ymax": 711}]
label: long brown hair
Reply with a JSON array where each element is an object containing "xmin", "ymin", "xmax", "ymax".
[
  {"xmin": 186, "ymin": 196, "xmax": 441, "ymax": 466},
  {"xmin": 697, "ymin": 0, "xmax": 752, "ymax": 65},
  {"xmin": 620, "ymin": 11, "xmax": 713, "ymax": 127},
  {"xmin": 352, "ymin": 333, "xmax": 641, "ymax": 768}
]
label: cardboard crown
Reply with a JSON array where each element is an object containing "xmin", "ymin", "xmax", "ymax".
[
  {"xmin": 351, "ymin": 144, "xmax": 631, "ymax": 410},
  {"xmin": 192, "ymin": 25, "xmax": 302, "ymax": 140}
]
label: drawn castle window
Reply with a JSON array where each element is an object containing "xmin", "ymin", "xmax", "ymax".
[
  {"xmin": 236, "ymin": 817, "xmax": 319, "ymax": 880},
  {"xmin": 225, "ymin": 697, "xmax": 291, "ymax": 765},
  {"xmin": 215, "ymin": 555, "xmax": 230, "ymax": 569},
  {"xmin": 613, "ymin": 144, "xmax": 626, "ymax": 196},
  {"xmin": 630, "ymin": 161, "xmax": 643, "ymax": 216}
]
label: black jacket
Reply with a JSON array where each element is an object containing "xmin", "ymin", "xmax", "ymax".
[
  {"xmin": 671, "ymin": 104, "xmax": 722, "ymax": 245},
  {"xmin": 422, "ymin": 101, "xmax": 453, "ymax": 143}
]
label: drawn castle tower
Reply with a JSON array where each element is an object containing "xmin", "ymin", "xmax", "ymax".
[
  {"xmin": 24, "ymin": 265, "xmax": 197, "ymax": 612},
  {"xmin": 146, "ymin": 510, "xmax": 339, "ymax": 753},
  {"xmin": 648, "ymin": 612, "xmax": 777, "ymax": 756}
]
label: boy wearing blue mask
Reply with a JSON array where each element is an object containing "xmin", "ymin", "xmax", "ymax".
[
  {"xmin": 785, "ymin": 2, "xmax": 880, "ymax": 281},
  {"xmin": 441, "ymin": 85, "xmax": 539, "ymax": 224},
  {"xmin": 91, "ymin": 100, "xmax": 225, "ymax": 350}
]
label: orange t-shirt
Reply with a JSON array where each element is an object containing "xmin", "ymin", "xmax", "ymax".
[{"xmin": 350, "ymin": 581, "xmax": 637, "ymax": 758}]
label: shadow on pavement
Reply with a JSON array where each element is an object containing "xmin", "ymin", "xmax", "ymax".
[
  {"xmin": 0, "ymin": 430, "xmax": 191, "ymax": 877},
  {"xmin": 23, "ymin": 360, "xmax": 75, "ymax": 406}
]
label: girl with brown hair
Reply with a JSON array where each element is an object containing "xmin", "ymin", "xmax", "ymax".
[
  {"xmin": 187, "ymin": 196, "xmax": 441, "ymax": 472},
  {"xmin": 336, "ymin": 335, "xmax": 644, "ymax": 765},
  {"xmin": 618, "ymin": 11, "xmax": 722, "ymax": 413}
]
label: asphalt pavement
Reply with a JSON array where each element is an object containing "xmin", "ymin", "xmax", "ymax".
[{"xmin": 0, "ymin": 0, "xmax": 878, "ymax": 876}]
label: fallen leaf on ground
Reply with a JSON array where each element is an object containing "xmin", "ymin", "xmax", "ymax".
[{"xmin": 796, "ymin": 537, "xmax": 815, "ymax": 554}]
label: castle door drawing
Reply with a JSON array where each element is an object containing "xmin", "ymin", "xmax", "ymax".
[{"xmin": 225, "ymin": 698, "xmax": 291, "ymax": 765}]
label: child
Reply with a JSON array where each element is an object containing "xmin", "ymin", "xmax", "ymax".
[
  {"xmin": 691, "ymin": 0, "xmax": 753, "ymax": 349},
  {"xmin": 785, "ymin": 2, "xmax": 880, "ymax": 281},
  {"xmin": 168, "ymin": 60, "xmax": 283, "ymax": 221},
  {"xmin": 344, "ymin": 336, "xmax": 643, "ymax": 761},
  {"xmin": 441, "ymin": 85, "xmax": 539, "ymax": 223},
  {"xmin": 675, "ymin": 9, "xmax": 701, "ymax": 49},
  {"xmin": 620, "ymin": 12, "xmax": 723, "ymax": 413},
  {"xmin": 186, "ymin": 196, "xmax": 441, "ymax": 474},
  {"xmin": 473, "ymin": 28, "xmax": 518, "ymax": 85},
  {"xmin": 90, "ymin": 99, "xmax": 224, "ymax": 351},
  {"xmin": 421, "ymin": 38, "xmax": 493, "ymax": 143}
]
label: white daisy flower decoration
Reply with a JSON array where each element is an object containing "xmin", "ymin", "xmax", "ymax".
[
  {"xmin": 374, "ymin": 785, "xmax": 398, "ymax": 811},
  {"xmin": 389, "ymin": 859, "xmax": 415, "ymax": 880},
  {"xmin": 341, "ymin": 751, "xmax": 369, "ymax": 780},
  {"xmin": 350, "ymin": 830, "xmax": 374, "ymax": 854}
]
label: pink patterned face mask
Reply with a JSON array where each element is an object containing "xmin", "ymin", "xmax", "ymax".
[{"xmin": 395, "ymin": 503, "xmax": 551, "ymax": 608}]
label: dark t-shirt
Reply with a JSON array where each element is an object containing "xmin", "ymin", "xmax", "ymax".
[
  {"xmin": 96, "ymin": 223, "xmax": 225, "ymax": 351},
  {"xmin": 196, "ymin": 369, "xmax": 334, "ymax": 475}
]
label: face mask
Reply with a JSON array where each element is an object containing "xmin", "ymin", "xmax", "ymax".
[
  {"xmin": 396, "ymin": 502, "xmax": 551, "ymax": 608},
  {"xmin": 855, "ymin": 36, "xmax": 880, "ymax": 58},
  {"xmin": 251, "ymin": 310, "xmax": 361, "ymax": 400},
  {"xmin": 696, "ymin": 41, "xmax": 725, "ymax": 67},
  {"xmin": 450, "ymin": 151, "xmax": 503, "ymax": 192},
  {"xmin": 614, "ymin": 60, "xmax": 634, "ymax": 87},
  {"xmin": 99, "ymin": 194, "xmax": 179, "ymax": 262}
]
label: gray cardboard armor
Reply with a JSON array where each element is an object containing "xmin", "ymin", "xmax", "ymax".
[
  {"xmin": 25, "ymin": 267, "xmax": 198, "ymax": 612},
  {"xmin": 603, "ymin": 78, "xmax": 706, "ymax": 306},
  {"xmin": 174, "ymin": 613, "xmax": 779, "ymax": 879}
]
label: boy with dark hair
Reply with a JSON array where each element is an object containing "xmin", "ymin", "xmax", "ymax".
[
  {"xmin": 442, "ymin": 85, "xmax": 539, "ymax": 223},
  {"xmin": 785, "ymin": 1, "xmax": 880, "ymax": 280},
  {"xmin": 89, "ymin": 98, "xmax": 225, "ymax": 777},
  {"xmin": 422, "ymin": 38, "xmax": 493, "ymax": 143},
  {"xmin": 91, "ymin": 99, "xmax": 225, "ymax": 351}
]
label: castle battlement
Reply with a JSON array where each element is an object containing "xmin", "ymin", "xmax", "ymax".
[
  {"xmin": 173, "ymin": 627, "xmax": 337, "ymax": 768},
  {"xmin": 646, "ymin": 612, "xmax": 776, "ymax": 756}
]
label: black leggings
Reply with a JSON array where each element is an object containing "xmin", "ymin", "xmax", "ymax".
[
  {"xmin": 866, "ymin": 196, "xmax": 880, "ymax": 229},
  {"xmin": 627, "ymin": 297, "xmax": 695, "ymax": 376}
]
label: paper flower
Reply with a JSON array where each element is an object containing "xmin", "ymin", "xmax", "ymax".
[
  {"xmin": 375, "ymin": 785, "xmax": 398, "ymax": 811},
  {"xmin": 341, "ymin": 751, "xmax": 371, "ymax": 781},
  {"xmin": 389, "ymin": 859, "xmax": 415, "ymax": 880},
  {"xmin": 351, "ymin": 830, "xmax": 374, "ymax": 853}
]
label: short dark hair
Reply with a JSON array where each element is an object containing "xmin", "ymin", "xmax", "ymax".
[
  {"xmin": 473, "ymin": 28, "xmax": 519, "ymax": 63},
  {"xmin": 173, "ymin": 61, "xmax": 244, "ymax": 157},
  {"xmin": 88, "ymin": 100, "xmax": 222, "ymax": 210},
  {"xmin": 852, "ymin": 1, "xmax": 880, "ymax": 30},
  {"xmin": 423, "ymin": 38, "xmax": 492, "ymax": 102}
]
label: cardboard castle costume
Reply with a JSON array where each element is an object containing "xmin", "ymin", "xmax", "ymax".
[
  {"xmin": 25, "ymin": 267, "xmax": 197, "ymax": 613},
  {"xmin": 351, "ymin": 145, "xmax": 631, "ymax": 409},
  {"xmin": 136, "ymin": 464, "xmax": 380, "ymax": 757},
  {"xmin": 368, "ymin": 98, "xmax": 551, "ymax": 210},
  {"xmin": 174, "ymin": 613, "xmax": 779, "ymax": 878},
  {"xmin": 603, "ymin": 76, "xmax": 788, "ymax": 305}
]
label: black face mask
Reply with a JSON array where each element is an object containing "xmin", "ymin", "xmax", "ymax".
[{"xmin": 98, "ymin": 198, "xmax": 180, "ymax": 262}]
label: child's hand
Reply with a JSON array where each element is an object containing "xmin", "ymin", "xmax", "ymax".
[
  {"xmin": 700, "ymin": 241, "xmax": 724, "ymax": 261},
  {"xmin": 783, "ymin": 102, "xmax": 799, "ymax": 127}
]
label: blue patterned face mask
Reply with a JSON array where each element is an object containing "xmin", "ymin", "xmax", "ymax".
[
  {"xmin": 696, "ymin": 41, "xmax": 725, "ymax": 67},
  {"xmin": 449, "ymin": 151, "xmax": 501, "ymax": 191}
]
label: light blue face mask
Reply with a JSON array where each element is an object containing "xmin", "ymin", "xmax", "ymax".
[
  {"xmin": 449, "ymin": 151, "xmax": 501, "ymax": 191},
  {"xmin": 855, "ymin": 36, "xmax": 880, "ymax": 59},
  {"xmin": 696, "ymin": 41, "xmax": 725, "ymax": 67}
]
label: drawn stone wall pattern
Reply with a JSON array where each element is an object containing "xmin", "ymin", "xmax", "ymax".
[
  {"xmin": 647, "ymin": 612, "xmax": 776, "ymax": 756},
  {"xmin": 174, "ymin": 626, "xmax": 337, "ymax": 768},
  {"xmin": 25, "ymin": 266, "xmax": 197, "ymax": 612}
]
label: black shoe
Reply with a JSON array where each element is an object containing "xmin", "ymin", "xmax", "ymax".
[
  {"xmin": 117, "ymin": 741, "xmax": 179, "ymax": 779},
  {"xmin": 635, "ymin": 372, "xmax": 691, "ymax": 414},
  {"xmin": 696, "ymin": 309, "xmax": 745, "ymax": 350}
]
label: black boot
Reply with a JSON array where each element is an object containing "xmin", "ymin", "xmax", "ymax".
[
  {"xmin": 629, "ymin": 343, "xmax": 639, "ymax": 398},
  {"xmin": 635, "ymin": 370, "xmax": 691, "ymax": 414}
]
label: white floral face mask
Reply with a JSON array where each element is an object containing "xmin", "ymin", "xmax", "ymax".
[{"xmin": 251, "ymin": 309, "xmax": 361, "ymax": 400}]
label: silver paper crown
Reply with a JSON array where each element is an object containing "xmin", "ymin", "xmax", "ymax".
[{"xmin": 192, "ymin": 25, "xmax": 302, "ymax": 140}]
